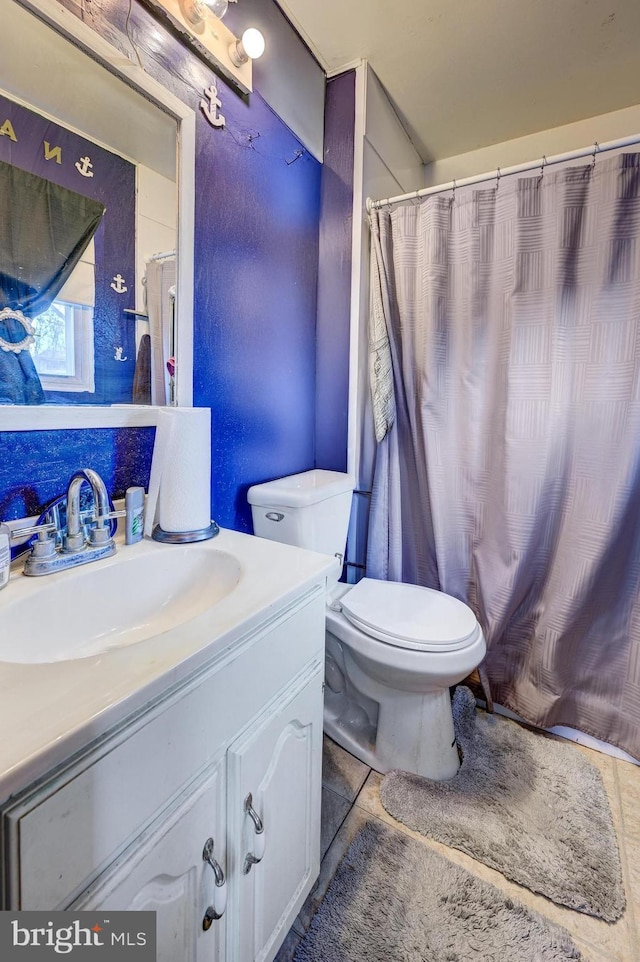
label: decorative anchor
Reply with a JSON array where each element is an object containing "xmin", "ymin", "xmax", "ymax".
[
  {"xmin": 75, "ymin": 155, "xmax": 94, "ymax": 177},
  {"xmin": 200, "ymin": 83, "xmax": 225, "ymax": 129},
  {"xmin": 110, "ymin": 274, "xmax": 128, "ymax": 294},
  {"xmin": 114, "ymin": 346, "xmax": 128, "ymax": 362}
]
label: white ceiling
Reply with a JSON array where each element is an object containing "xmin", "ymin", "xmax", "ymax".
[{"xmin": 276, "ymin": 0, "xmax": 640, "ymax": 163}]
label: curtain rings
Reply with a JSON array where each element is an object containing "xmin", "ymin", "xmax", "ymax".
[
  {"xmin": 495, "ymin": 167, "xmax": 501, "ymax": 191},
  {"xmin": 591, "ymin": 141, "xmax": 600, "ymax": 171},
  {"xmin": 538, "ymin": 155, "xmax": 547, "ymax": 187}
]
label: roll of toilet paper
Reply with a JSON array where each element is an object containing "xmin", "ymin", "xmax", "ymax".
[{"xmin": 144, "ymin": 407, "xmax": 212, "ymax": 536}]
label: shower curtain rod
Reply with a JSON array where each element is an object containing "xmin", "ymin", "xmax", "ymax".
[
  {"xmin": 147, "ymin": 249, "xmax": 176, "ymax": 262},
  {"xmin": 366, "ymin": 132, "xmax": 640, "ymax": 212}
]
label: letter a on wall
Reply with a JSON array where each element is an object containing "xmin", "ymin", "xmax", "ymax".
[{"xmin": 0, "ymin": 120, "xmax": 17, "ymax": 142}]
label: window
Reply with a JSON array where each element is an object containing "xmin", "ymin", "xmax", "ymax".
[
  {"xmin": 29, "ymin": 238, "xmax": 95, "ymax": 394},
  {"xmin": 30, "ymin": 300, "xmax": 95, "ymax": 393}
]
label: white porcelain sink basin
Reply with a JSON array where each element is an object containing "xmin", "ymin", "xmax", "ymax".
[{"xmin": 1, "ymin": 544, "xmax": 241, "ymax": 664}]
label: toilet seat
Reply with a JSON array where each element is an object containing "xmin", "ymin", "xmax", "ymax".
[{"xmin": 339, "ymin": 578, "xmax": 480, "ymax": 653}]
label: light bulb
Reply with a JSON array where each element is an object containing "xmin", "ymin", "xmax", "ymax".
[
  {"xmin": 205, "ymin": 0, "xmax": 228, "ymax": 18},
  {"xmin": 185, "ymin": 0, "xmax": 228, "ymax": 24},
  {"xmin": 229, "ymin": 27, "xmax": 265, "ymax": 66},
  {"xmin": 241, "ymin": 28, "xmax": 265, "ymax": 60}
]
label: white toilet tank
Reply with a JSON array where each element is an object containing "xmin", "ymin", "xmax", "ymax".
[{"xmin": 247, "ymin": 470, "xmax": 353, "ymax": 559}]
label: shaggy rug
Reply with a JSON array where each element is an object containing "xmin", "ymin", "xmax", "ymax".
[
  {"xmin": 293, "ymin": 819, "xmax": 584, "ymax": 962},
  {"xmin": 380, "ymin": 687, "xmax": 625, "ymax": 921}
]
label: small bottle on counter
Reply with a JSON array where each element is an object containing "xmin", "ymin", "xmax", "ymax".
[
  {"xmin": 0, "ymin": 525, "xmax": 10, "ymax": 590},
  {"xmin": 125, "ymin": 487, "xmax": 145, "ymax": 545}
]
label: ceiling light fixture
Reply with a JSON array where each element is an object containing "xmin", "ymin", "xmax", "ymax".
[{"xmin": 141, "ymin": 0, "xmax": 262, "ymax": 93}]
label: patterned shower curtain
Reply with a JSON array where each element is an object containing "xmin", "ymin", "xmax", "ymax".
[{"xmin": 367, "ymin": 153, "xmax": 640, "ymax": 760}]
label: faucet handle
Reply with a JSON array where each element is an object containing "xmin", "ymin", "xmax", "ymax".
[
  {"xmin": 87, "ymin": 508, "xmax": 125, "ymax": 543},
  {"xmin": 0, "ymin": 522, "xmax": 58, "ymax": 567},
  {"xmin": 102, "ymin": 509, "xmax": 126, "ymax": 521},
  {"xmin": 85, "ymin": 509, "xmax": 125, "ymax": 546},
  {"xmin": 7, "ymin": 521, "xmax": 57, "ymax": 541},
  {"xmin": 84, "ymin": 507, "xmax": 125, "ymax": 527},
  {"xmin": 10, "ymin": 523, "xmax": 59, "ymax": 562}
]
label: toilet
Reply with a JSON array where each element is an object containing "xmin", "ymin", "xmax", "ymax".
[{"xmin": 247, "ymin": 469, "xmax": 486, "ymax": 780}]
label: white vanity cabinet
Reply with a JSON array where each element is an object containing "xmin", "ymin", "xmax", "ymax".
[
  {"xmin": 227, "ymin": 665, "xmax": 322, "ymax": 962},
  {"xmin": 0, "ymin": 583, "xmax": 326, "ymax": 962},
  {"xmin": 73, "ymin": 760, "xmax": 228, "ymax": 962}
]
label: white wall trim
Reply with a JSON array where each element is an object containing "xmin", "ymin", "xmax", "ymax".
[
  {"xmin": 0, "ymin": 405, "xmax": 160, "ymax": 431},
  {"xmin": 327, "ymin": 57, "xmax": 365, "ymax": 79},
  {"xmin": 346, "ymin": 61, "xmax": 367, "ymax": 482}
]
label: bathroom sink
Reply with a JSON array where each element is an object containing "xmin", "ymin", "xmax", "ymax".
[{"xmin": 1, "ymin": 544, "xmax": 241, "ymax": 664}]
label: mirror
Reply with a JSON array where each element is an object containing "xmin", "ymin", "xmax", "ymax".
[{"xmin": 0, "ymin": 0, "xmax": 195, "ymax": 427}]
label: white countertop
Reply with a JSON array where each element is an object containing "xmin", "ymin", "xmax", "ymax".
[{"xmin": 0, "ymin": 528, "xmax": 335, "ymax": 801}]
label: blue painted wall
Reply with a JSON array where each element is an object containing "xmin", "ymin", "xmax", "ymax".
[
  {"xmin": 0, "ymin": 0, "xmax": 323, "ymax": 530},
  {"xmin": 0, "ymin": 428, "xmax": 154, "ymax": 522},
  {"xmin": 193, "ymin": 94, "xmax": 320, "ymax": 529}
]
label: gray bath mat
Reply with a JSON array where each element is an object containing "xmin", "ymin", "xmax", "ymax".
[
  {"xmin": 380, "ymin": 687, "xmax": 625, "ymax": 921},
  {"xmin": 293, "ymin": 819, "xmax": 583, "ymax": 962}
]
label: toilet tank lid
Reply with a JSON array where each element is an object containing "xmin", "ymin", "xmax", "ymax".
[
  {"xmin": 247, "ymin": 470, "xmax": 354, "ymax": 508},
  {"xmin": 340, "ymin": 578, "xmax": 479, "ymax": 649}
]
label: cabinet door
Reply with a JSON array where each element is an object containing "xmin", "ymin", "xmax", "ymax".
[
  {"xmin": 72, "ymin": 762, "xmax": 226, "ymax": 962},
  {"xmin": 227, "ymin": 664, "xmax": 323, "ymax": 962}
]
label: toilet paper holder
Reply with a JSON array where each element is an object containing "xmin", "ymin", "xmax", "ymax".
[{"xmin": 152, "ymin": 520, "xmax": 220, "ymax": 543}]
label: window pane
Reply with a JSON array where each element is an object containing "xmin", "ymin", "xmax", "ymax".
[{"xmin": 30, "ymin": 302, "xmax": 75, "ymax": 376}]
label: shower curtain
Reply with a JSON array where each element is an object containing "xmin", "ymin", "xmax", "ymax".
[{"xmin": 368, "ymin": 152, "xmax": 640, "ymax": 760}]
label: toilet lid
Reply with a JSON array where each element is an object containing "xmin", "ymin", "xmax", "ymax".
[{"xmin": 340, "ymin": 578, "xmax": 480, "ymax": 652}]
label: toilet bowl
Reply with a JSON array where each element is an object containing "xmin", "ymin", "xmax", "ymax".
[
  {"xmin": 247, "ymin": 469, "xmax": 486, "ymax": 780},
  {"xmin": 324, "ymin": 580, "xmax": 486, "ymax": 780}
]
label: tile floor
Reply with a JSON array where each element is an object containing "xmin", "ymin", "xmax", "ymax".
[{"xmin": 276, "ymin": 713, "xmax": 640, "ymax": 962}]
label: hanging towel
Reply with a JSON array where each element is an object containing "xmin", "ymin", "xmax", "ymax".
[
  {"xmin": 132, "ymin": 333, "xmax": 152, "ymax": 405},
  {"xmin": 368, "ymin": 209, "xmax": 396, "ymax": 442}
]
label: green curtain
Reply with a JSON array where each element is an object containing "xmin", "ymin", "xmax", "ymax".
[{"xmin": 0, "ymin": 160, "xmax": 105, "ymax": 403}]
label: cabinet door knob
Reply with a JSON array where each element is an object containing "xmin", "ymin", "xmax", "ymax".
[
  {"xmin": 242, "ymin": 792, "xmax": 265, "ymax": 875},
  {"xmin": 202, "ymin": 837, "xmax": 227, "ymax": 928}
]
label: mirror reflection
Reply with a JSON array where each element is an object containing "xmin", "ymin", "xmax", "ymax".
[{"xmin": 0, "ymin": 1, "xmax": 179, "ymax": 406}]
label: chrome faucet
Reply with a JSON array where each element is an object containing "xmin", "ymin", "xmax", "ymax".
[
  {"xmin": 64, "ymin": 469, "xmax": 112, "ymax": 553},
  {"xmin": 20, "ymin": 469, "xmax": 119, "ymax": 577}
]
